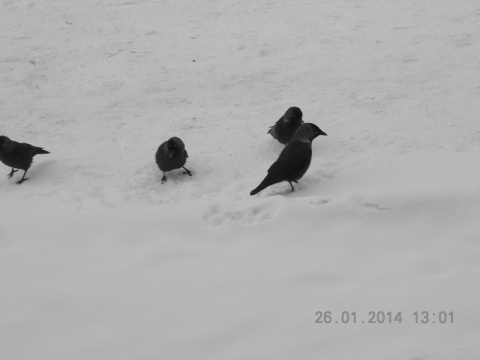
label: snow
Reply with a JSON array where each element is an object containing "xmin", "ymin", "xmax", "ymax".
[{"xmin": 1, "ymin": 0, "xmax": 480, "ymax": 359}]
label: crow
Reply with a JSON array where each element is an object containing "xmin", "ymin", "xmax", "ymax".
[
  {"xmin": 0, "ymin": 135, "xmax": 50, "ymax": 184},
  {"xmin": 155, "ymin": 137, "xmax": 192, "ymax": 184},
  {"xmin": 267, "ymin": 106, "xmax": 304, "ymax": 145},
  {"xmin": 251, "ymin": 123, "xmax": 327, "ymax": 195}
]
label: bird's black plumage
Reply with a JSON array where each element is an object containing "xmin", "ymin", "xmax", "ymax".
[
  {"xmin": 251, "ymin": 123, "xmax": 327, "ymax": 195},
  {"xmin": 155, "ymin": 137, "xmax": 192, "ymax": 184},
  {"xmin": 267, "ymin": 106, "xmax": 305, "ymax": 145},
  {"xmin": 0, "ymin": 135, "xmax": 50, "ymax": 184}
]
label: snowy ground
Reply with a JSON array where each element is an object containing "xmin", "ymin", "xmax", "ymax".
[{"xmin": 1, "ymin": 0, "xmax": 480, "ymax": 359}]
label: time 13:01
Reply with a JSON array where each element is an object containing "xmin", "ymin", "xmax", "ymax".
[{"xmin": 413, "ymin": 311, "xmax": 453, "ymax": 324}]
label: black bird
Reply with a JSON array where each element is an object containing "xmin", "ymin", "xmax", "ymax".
[
  {"xmin": 0, "ymin": 135, "xmax": 50, "ymax": 184},
  {"xmin": 251, "ymin": 123, "xmax": 327, "ymax": 195},
  {"xmin": 267, "ymin": 106, "xmax": 305, "ymax": 145},
  {"xmin": 155, "ymin": 137, "xmax": 192, "ymax": 184}
]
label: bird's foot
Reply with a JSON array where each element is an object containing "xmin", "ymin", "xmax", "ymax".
[
  {"xmin": 182, "ymin": 167, "xmax": 193, "ymax": 176},
  {"xmin": 7, "ymin": 169, "xmax": 18, "ymax": 178},
  {"xmin": 288, "ymin": 181, "xmax": 295, "ymax": 192},
  {"xmin": 16, "ymin": 178, "xmax": 28, "ymax": 185},
  {"xmin": 161, "ymin": 175, "xmax": 167, "ymax": 184}
]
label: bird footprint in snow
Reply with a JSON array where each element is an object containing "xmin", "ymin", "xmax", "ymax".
[{"xmin": 203, "ymin": 198, "xmax": 283, "ymax": 227}]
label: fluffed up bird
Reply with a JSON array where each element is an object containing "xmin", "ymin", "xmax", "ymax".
[
  {"xmin": 268, "ymin": 106, "xmax": 305, "ymax": 145},
  {"xmin": 155, "ymin": 137, "xmax": 192, "ymax": 184},
  {"xmin": 251, "ymin": 123, "xmax": 327, "ymax": 195},
  {"xmin": 0, "ymin": 135, "xmax": 50, "ymax": 184}
]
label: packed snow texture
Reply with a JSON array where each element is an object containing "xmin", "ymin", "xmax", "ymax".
[{"xmin": 1, "ymin": 0, "xmax": 480, "ymax": 359}]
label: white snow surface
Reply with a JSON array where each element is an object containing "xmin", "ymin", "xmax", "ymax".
[{"xmin": 1, "ymin": 0, "xmax": 480, "ymax": 359}]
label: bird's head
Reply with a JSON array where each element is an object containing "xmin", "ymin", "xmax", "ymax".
[
  {"xmin": 293, "ymin": 123, "xmax": 327, "ymax": 142},
  {"xmin": 284, "ymin": 106, "xmax": 303, "ymax": 125},
  {"xmin": 166, "ymin": 137, "xmax": 185, "ymax": 158},
  {"xmin": 309, "ymin": 123, "xmax": 327, "ymax": 139},
  {"xmin": 0, "ymin": 136, "xmax": 11, "ymax": 151}
]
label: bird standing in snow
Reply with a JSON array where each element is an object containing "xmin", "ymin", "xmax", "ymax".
[
  {"xmin": 268, "ymin": 106, "xmax": 305, "ymax": 145},
  {"xmin": 0, "ymin": 135, "xmax": 50, "ymax": 185},
  {"xmin": 251, "ymin": 123, "xmax": 327, "ymax": 195},
  {"xmin": 155, "ymin": 137, "xmax": 192, "ymax": 184}
]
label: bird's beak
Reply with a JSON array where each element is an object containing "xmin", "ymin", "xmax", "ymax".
[
  {"xmin": 168, "ymin": 151, "xmax": 174, "ymax": 159},
  {"xmin": 319, "ymin": 130, "xmax": 327, "ymax": 136}
]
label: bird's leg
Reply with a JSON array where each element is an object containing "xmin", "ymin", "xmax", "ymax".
[
  {"xmin": 182, "ymin": 166, "xmax": 193, "ymax": 176},
  {"xmin": 288, "ymin": 181, "xmax": 295, "ymax": 192},
  {"xmin": 16, "ymin": 170, "xmax": 29, "ymax": 185},
  {"xmin": 161, "ymin": 172, "xmax": 167, "ymax": 184},
  {"xmin": 7, "ymin": 168, "xmax": 18, "ymax": 178}
]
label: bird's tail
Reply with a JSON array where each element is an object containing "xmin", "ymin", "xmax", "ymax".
[
  {"xmin": 250, "ymin": 186, "xmax": 263, "ymax": 196},
  {"xmin": 250, "ymin": 176, "xmax": 272, "ymax": 196}
]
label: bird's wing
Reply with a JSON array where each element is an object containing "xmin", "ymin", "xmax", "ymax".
[
  {"xmin": 268, "ymin": 116, "xmax": 285, "ymax": 135},
  {"xmin": 155, "ymin": 142, "xmax": 167, "ymax": 163},
  {"xmin": 12, "ymin": 142, "xmax": 38, "ymax": 158},
  {"xmin": 267, "ymin": 142, "xmax": 312, "ymax": 181},
  {"xmin": 267, "ymin": 125, "xmax": 278, "ymax": 138},
  {"xmin": 19, "ymin": 142, "xmax": 48, "ymax": 156}
]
